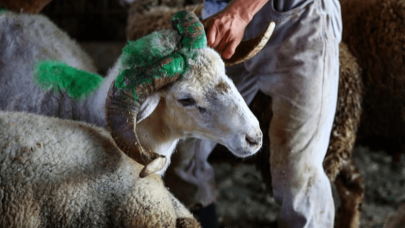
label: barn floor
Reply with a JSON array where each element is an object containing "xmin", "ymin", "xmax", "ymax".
[
  {"xmin": 80, "ymin": 42, "xmax": 404, "ymax": 228},
  {"xmin": 212, "ymin": 146, "xmax": 405, "ymax": 228}
]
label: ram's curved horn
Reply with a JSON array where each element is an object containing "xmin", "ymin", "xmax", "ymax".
[
  {"xmin": 106, "ymin": 54, "xmax": 184, "ymax": 177},
  {"xmin": 106, "ymin": 10, "xmax": 206, "ymax": 178},
  {"xmin": 171, "ymin": 10, "xmax": 207, "ymax": 49},
  {"xmin": 201, "ymin": 17, "xmax": 275, "ymax": 67}
]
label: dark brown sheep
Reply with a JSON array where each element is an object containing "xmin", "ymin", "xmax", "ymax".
[{"xmin": 341, "ymin": 0, "xmax": 405, "ymax": 158}]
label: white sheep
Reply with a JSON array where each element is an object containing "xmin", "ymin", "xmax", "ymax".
[
  {"xmin": 0, "ymin": 9, "xmax": 273, "ymax": 176},
  {"xmin": 0, "ymin": 110, "xmax": 201, "ymax": 228}
]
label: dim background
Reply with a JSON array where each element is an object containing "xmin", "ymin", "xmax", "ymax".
[{"xmin": 40, "ymin": 0, "xmax": 405, "ymax": 227}]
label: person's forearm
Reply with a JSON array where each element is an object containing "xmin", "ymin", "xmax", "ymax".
[{"xmin": 224, "ymin": 0, "xmax": 269, "ymax": 24}]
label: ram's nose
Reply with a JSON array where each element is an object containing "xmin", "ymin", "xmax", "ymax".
[
  {"xmin": 245, "ymin": 129, "xmax": 263, "ymax": 151},
  {"xmin": 246, "ymin": 133, "xmax": 262, "ymax": 147}
]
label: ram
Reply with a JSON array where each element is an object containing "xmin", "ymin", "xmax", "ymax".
[
  {"xmin": 0, "ymin": 6, "xmax": 276, "ymax": 175},
  {"xmin": 0, "ymin": 4, "xmax": 275, "ymax": 228}
]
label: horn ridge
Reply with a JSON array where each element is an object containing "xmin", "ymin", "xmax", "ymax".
[{"xmin": 171, "ymin": 10, "xmax": 207, "ymax": 49}]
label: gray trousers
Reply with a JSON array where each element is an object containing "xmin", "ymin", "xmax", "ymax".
[{"xmin": 165, "ymin": 0, "xmax": 342, "ymax": 227}]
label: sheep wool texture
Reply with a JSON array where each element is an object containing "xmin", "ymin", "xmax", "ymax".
[
  {"xmin": 0, "ymin": 111, "xmax": 200, "ymax": 228},
  {"xmin": 0, "ymin": 11, "xmax": 104, "ymax": 125},
  {"xmin": 340, "ymin": 0, "xmax": 405, "ymax": 143},
  {"xmin": 126, "ymin": 3, "xmax": 204, "ymax": 41},
  {"xmin": 34, "ymin": 61, "xmax": 103, "ymax": 100}
]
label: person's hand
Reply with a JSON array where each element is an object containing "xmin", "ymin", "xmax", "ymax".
[
  {"xmin": 203, "ymin": 11, "xmax": 249, "ymax": 59},
  {"xmin": 202, "ymin": 0, "xmax": 268, "ymax": 59}
]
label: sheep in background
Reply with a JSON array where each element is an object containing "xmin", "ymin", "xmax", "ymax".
[
  {"xmin": 0, "ymin": 111, "xmax": 201, "ymax": 228},
  {"xmin": 0, "ymin": 9, "xmax": 103, "ymax": 126},
  {"xmin": 126, "ymin": 1, "xmax": 204, "ymax": 40},
  {"xmin": 340, "ymin": 0, "xmax": 405, "ymax": 165}
]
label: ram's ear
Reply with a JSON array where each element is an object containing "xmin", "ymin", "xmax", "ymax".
[{"xmin": 136, "ymin": 92, "xmax": 161, "ymax": 124}]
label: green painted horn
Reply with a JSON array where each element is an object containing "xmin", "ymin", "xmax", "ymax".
[
  {"xmin": 105, "ymin": 10, "xmax": 206, "ymax": 177},
  {"xmin": 171, "ymin": 10, "xmax": 207, "ymax": 49}
]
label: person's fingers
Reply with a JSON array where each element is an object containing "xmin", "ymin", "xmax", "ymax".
[
  {"xmin": 207, "ymin": 23, "xmax": 220, "ymax": 48},
  {"xmin": 215, "ymin": 36, "xmax": 229, "ymax": 55},
  {"xmin": 221, "ymin": 39, "xmax": 239, "ymax": 59}
]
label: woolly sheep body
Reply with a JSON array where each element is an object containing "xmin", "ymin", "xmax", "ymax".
[
  {"xmin": 0, "ymin": 11, "xmax": 103, "ymax": 126},
  {"xmin": 126, "ymin": 3, "xmax": 204, "ymax": 40},
  {"xmin": 340, "ymin": 0, "xmax": 405, "ymax": 145},
  {"xmin": 0, "ymin": 11, "xmax": 201, "ymax": 227},
  {"xmin": 0, "ymin": 111, "xmax": 200, "ymax": 228}
]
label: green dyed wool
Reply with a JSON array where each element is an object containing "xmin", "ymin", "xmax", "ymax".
[
  {"xmin": 116, "ymin": 53, "xmax": 185, "ymax": 92},
  {"xmin": 120, "ymin": 32, "xmax": 177, "ymax": 69},
  {"xmin": 34, "ymin": 61, "xmax": 103, "ymax": 100},
  {"xmin": 116, "ymin": 30, "xmax": 183, "ymax": 90},
  {"xmin": 115, "ymin": 10, "xmax": 207, "ymax": 102}
]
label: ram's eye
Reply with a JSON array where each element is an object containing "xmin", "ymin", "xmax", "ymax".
[
  {"xmin": 178, "ymin": 97, "xmax": 196, "ymax": 106},
  {"xmin": 198, "ymin": 107, "xmax": 207, "ymax": 114}
]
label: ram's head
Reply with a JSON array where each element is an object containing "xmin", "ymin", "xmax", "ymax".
[{"xmin": 106, "ymin": 10, "xmax": 274, "ymax": 177}]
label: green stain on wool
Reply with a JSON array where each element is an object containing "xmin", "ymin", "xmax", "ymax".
[
  {"xmin": 116, "ymin": 53, "xmax": 185, "ymax": 101},
  {"xmin": 132, "ymin": 53, "xmax": 185, "ymax": 100},
  {"xmin": 34, "ymin": 61, "xmax": 103, "ymax": 100},
  {"xmin": 116, "ymin": 31, "xmax": 179, "ymax": 91},
  {"xmin": 115, "ymin": 10, "xmax": 206, "ymax": 102},
  {"xmin": 0, "ymin": 8, "xmax": 6, "ymax": 14},
  {"xmin": 120, "ymin": 32, "xmax": 176, "ymax": 69},
  {"xmin": 115, "ymin": 67, "xmax": 151, "ymax": 90}
]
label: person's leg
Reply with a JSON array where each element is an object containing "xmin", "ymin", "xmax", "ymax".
[
  {"xmin": 267, "ymin": 41, "xmax": 339, "ymax": 226},
  {"xmin": 238, "ymin": 0, "xmax": 342, "ymax": 225},
  {"xmin": 252, "ymin": 3, "xmax": 341, "ymax": 228}
]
